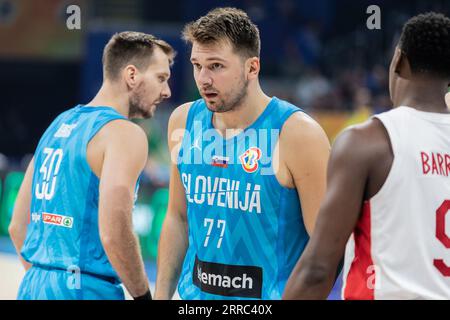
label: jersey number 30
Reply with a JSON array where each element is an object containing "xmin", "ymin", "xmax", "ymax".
[
  {"xmin": 35, "ymin": 148, "xmax": 64, "ymax": 200},
  {"xmin": 434, "ymin": 200, "xmax": 450, "ymax": 277}
]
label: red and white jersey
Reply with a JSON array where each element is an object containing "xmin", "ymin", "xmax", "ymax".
[{"xmin": 342, "ymin": 106, "xmax": 450, "ymax": 300}]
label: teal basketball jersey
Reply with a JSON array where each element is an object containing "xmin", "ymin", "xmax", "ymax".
[
  {"xmin": 177, "ymin": 97, "xmax": 309, "ymax": 300},
  {"xmin": 21, "ymin": 105, "xmax": 134, "ymax": 282}
]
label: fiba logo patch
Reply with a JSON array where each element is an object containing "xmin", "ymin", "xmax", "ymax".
[{"xmin": 239, "ymin": 147, "xmax": 262, "ymax": 173}]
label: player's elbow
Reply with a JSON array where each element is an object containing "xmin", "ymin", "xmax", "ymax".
[
  {"xmin": 285, "ymin": 263, "xmax": 333, "ymax": 299},
  {"xmin": 8, "ymin": 223, "xmax": 17, "ymax": 240},
  {"xmin": 99, "ymin": 224, "xmax": 122, "ymax": 251},
  {"xmin": 301, "ymin": 264, "xmax": 332, "ymax": 288},
  {"xmin": 100, "ymin": 233, "xmax": 121, "ymax": 252},
  {"xmin": 8, "ymin": 221, "xmax": 22, "ymax": 242},
  {"xmin": 99, "ymin": 222, "xmax": 135, "ymax": 252}
]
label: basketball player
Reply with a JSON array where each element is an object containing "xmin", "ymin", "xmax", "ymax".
[
  {"xmin": 155, "ymin": 8, "xmax": 330, "ymax": 300},
  {"xmin": 283, "ymin": 12, "xmax": 450, "ymax": 300},
  {"xmin": 8, "ymin": 32, "xmax": 174, "ymax": 300}
]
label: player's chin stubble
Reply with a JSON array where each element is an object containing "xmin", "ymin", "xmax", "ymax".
[
  {"xmin": 208, "ymin": 80, "xmax": 249, "ymax": 114},
  {"xmin": 129, "ymin": 92, "xmax": 154, "ymax": 119}
]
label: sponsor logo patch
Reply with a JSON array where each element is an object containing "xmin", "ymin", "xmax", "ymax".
[
  {"xmin": 193, "ymin": 255, "xmax": 262, "ymax": 298},
  {"xmin": 42, "ymin": 213, "xmax": 73, "ymax": 228}
]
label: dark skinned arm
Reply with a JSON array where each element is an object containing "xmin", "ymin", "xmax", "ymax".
[{"xmin": 282, "ymin": 119, "xmax": 391, "ymax": 299}]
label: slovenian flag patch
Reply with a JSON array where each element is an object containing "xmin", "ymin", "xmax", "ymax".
[{"xmin": 211, "ymin": 155, "xmax": 229, "ymax": 168}]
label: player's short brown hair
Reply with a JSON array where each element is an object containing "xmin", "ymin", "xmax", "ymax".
[
  {"xmin": 102, "ymin": 31, "xmax": 175, "ymax": 81},
  {"xmin": 182, "ymin": 7, "xmax": 261, "ymax": 59}
]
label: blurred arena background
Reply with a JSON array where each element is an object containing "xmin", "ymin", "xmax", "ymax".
[{"xmin": 0, "ymin": 0, "xmax": 449, "ymax": 299}]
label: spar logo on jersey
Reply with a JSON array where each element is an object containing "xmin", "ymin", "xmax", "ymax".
[
  {"xmin": 239, "ymin": 147, "xmax": 262, "ymax": 173},
  {"xmin": 42, "ymin": 213, "xmax": 73, "ymax": 228}
]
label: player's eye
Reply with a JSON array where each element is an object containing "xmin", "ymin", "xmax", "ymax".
[
  {"xmin": 193, "ymin": 63, "xmax": 202, "ymax": 71},
  {"xmin": 210, "ymin": 63, "xmax": 223, "ymax": 70}
]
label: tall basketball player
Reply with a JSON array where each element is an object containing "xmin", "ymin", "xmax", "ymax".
[
  {"xmin": 283, "ymin": 12, "xmax": 450, "ymax": 300},
  {"xmin": 8, "ymin": 32, "xmax": 174, "ymax": 300},
  {"xmin": 155, "ymin": 8, "xmax": 330, "ymax": 300}
]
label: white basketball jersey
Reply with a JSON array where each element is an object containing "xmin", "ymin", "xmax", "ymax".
[{"xmin": 342, "ymin": 106, "xmax": 450, "ymax": 300}]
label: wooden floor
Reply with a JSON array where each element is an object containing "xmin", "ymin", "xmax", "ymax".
[
  {"xmin": 0, "ymin": 253, "xmax": 25, "ymax": 300},
  {"xmin": 1, "ymin": 251, "xmax": 338, "ymax": 300},
  {"xmin": 0, "ymin": 252, "xmax": 165, "ymax": 300}
]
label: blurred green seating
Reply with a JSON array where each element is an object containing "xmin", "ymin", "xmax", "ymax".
[
  {"xmin": 0, "ymin": 171, "xmax": 24, "ymax": 235},
  {"xmin": 133, "ymin": 187, "xmax": 169, "ymax": 260}
]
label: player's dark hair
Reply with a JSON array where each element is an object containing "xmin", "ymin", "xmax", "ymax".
[
  {"xmin": 102, "ymin": 31, "xmax": 175, "ymax": 81},
  {"xmin": 399, "ymin": 12, "xmax": 450, "ymax": 79},
  {"xmin": 182, "ymin": 7, "xmax": 260, "ymax": 58}
]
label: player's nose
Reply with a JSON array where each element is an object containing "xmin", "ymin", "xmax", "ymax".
[
  {"xmin": 197, "ymin": 68, "xmax": 213, "ymax": 87},
  {"xmin": 161, "ymin": 82, "xmax": 171, "ymax": 99}
]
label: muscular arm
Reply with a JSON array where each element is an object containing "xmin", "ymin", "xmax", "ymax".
[
  {"xmin": 9, "ymin": 158, "xmax": 34, "ymax": 271},
  {"xmin": 281, "ymin": 113, "xmax": 331, "ymax": 235},
  {"xmin": 154, "ymin": 103, "xmax": 190, "ymax": 300},
  {"xmin": 282, "ymin": 120, "xmax": 388, "ymax": 299},
  {"xmin": 97, "ymin": 120, "xmax": 150, "ymax": 298}
]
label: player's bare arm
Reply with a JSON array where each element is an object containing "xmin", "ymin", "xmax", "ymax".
[
  {"xmin": 277, "ymin": 112, "xmax": 331, "ymax": 235},
  {"xmin": 154, "ymin": 102, "xmax": 191, "ymax": 300},
  {"xmin": 8, "ymin": 158, "xmax": 34, "ymax": 271},
  {"xmin": 283, "ymin": 118, "xmax": 392, "ymax": 299},
  {"xmin": 94, "ymin": 119, "xmax": 150, "ymax": 298}
]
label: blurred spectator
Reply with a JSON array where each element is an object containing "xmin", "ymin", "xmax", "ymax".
[
  {"xmin": 2, "ymin": 0, "xmax": 449, "ymax": 188},
  {"xmin": 294, "ymin": 68, "xmax": 332, "ymax": 110}
]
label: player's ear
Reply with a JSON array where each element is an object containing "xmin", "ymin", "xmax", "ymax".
[
  {"xmin": 123, "ymin": 64, "xmax": 139, "ymax": 89},
  {"xmin": 395, "ymin": 49, "xmax": 412, "ymax": 79},
  {"xmin": 246, "ymin": 57, "xmax": 260, "ymax": 80},
  {"xmin": 391, "ymin": 47, "xmax": 402, "ymax": 76}
]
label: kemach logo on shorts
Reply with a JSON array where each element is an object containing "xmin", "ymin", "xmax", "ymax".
[
  {"xmin": 193, "ymin": 256, "xmax": 262, "ymax": 298},
  {"xmin": 42, "ymin": 213, "xmax": 73, "ymax": 228}
]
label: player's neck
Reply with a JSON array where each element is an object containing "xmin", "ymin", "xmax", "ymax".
[
  {"xmin": 212, "ymin": 85, "xmax": 271, "ymax": 136},
  {"xmin": 86, "ymin": 82, "xmax": 131, "ymax": 118},
  {"xmin": 397, "ymin": 79, "xmax": 449, "ymax": 114}
]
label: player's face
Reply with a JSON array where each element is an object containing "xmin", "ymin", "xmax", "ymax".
[
  {"xmin": 190, "ymin": 40, "xmax": 249, "ymax": 113},
  {"xmin": 129, "ymin": 47, "xmax": 172, "ymax": 119}
]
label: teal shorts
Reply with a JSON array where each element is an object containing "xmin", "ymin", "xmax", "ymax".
[{"xmin": 17, "ymin": 265, "xmax": 125, "ymax": 300}]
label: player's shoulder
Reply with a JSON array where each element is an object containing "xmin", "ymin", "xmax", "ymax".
[
  {"xmin": 168, "ymin": 101, "xmax": 195, "ymax": 131},
  {"xmin": 333, "ymin": 117, "xmax": 391, "ymax": 163},
  {"xmin": 98, "ymin": 118, "xmax": 148, "ymax": 148},
  {"xmin": 340, "ymin": 117, "xmax": 388, "ymax": 143},
  {"xmin": 284, "ymin": 111, "xmax": 324, "ymax": 133},
  {"xmin": 102, "ymin": 118, "xmax": 145, "ymax": 136},
  {"xmin": 281, "ymin": 110, "xmax": 329, "ymax": 147}
]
